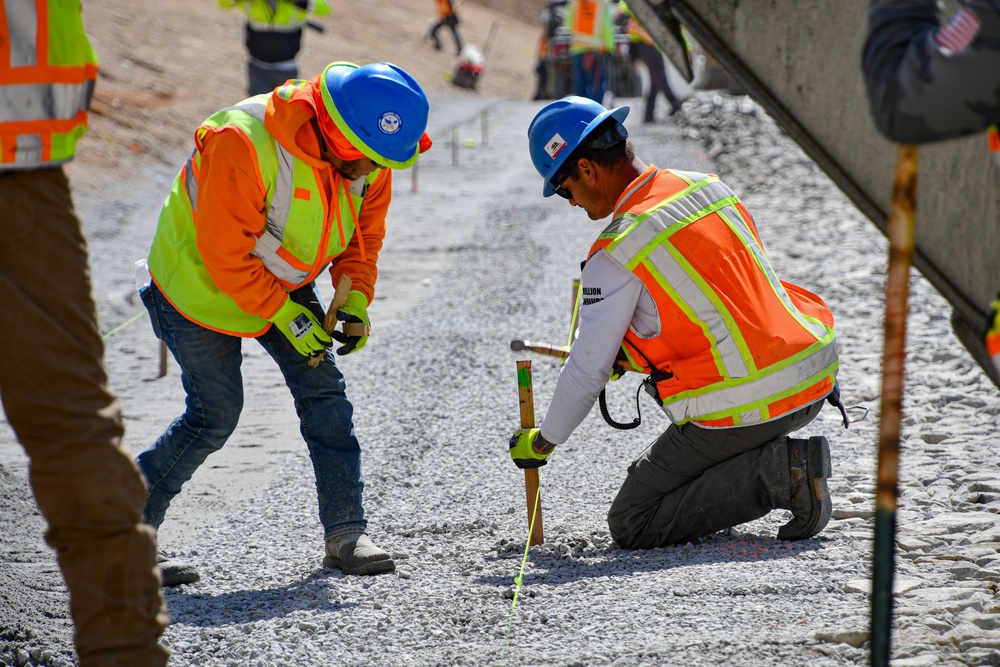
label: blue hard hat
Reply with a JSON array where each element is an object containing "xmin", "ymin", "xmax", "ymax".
[
  {"xmin": 320, "ymin": 62, "xmax": 430, "ymax": 169},
  {"xmin": 528, "ymin": 96, "xmax": 629, "ymax": 197}
]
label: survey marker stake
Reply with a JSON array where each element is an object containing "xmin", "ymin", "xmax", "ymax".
[
  {"xmin": 871, "ymin": 144, "xmax": 919, "ymax": 667},
  {"xmin": 516, "ymin": 360, "xmax": 544, "ymax": 546}
]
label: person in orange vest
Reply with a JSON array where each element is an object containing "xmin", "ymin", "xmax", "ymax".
[
  {"xmin": 137, "ymin": 62, "xmax": 431, "ymax": 585},
  {"xmin": 564, "ymin": 0, "xmax": 616, "ymax": 103},
  {"xmin": 615, "ymin": 1, "xmax": 683, "ymax": 122},
  {"xmin": 513, "ymin": 97, "xmax": 848, "ymax": 548},
  {"xmin": 0, "ymin": 1, "xmax": 169, "ymax": 663},
  {"xmin": 429, "ymin": 0, "xmax": 463, "ymax": 56}
]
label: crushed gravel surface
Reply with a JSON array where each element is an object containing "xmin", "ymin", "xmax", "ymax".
[{"xmin": 3, "ymin": 90, "xmax": 1000, "ymax": 667}]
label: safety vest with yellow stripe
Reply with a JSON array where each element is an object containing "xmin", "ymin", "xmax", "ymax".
[
  {"xmin": 148, "ymin": 88, "xmax": 379, "ymax": 336},
  {"xmin": 0, "ymin": 0, "xmax": 98, "ymax": 169},
  {"xmin": 591, "ymin": 168, "xmax": 839, "ymax": 427},
  {"xmin": 565, "ymin": 0, "xmax": 615, "ymax": 55},
  {"xmin": 218, "ymin": 0, "xmax": 331, "ymax": 32}
]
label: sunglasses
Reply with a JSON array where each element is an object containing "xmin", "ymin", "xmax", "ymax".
[{"xmin": 550, "ymin": 123, "xmax": 628, "ymax": 200}]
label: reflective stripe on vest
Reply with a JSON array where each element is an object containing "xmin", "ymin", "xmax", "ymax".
[
  {"xmin": 185, "ymin": 101, "xmax": 309, "ymax": 285},
  {"xmin": 600, "ymin": 169, "xmax": 837, "ymax": 426},
  {"xmin": 0, "ymin": 0, "xmax": 97, "ymax": 168}
]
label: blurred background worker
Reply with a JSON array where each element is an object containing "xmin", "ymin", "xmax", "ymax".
[
  {"xmin": 862, "ymin": 0, "xmax": 1000, "ymax": 382},
  {"xmin": 532, "ymin": 0, "xmax": 569, "ymax": 100},
  {"xmin": 137, "ymin": 62, "xmax": 431, "ymax": 585},
  {"xmin": 614, "ymin": 1, "xmax": 683, "ymax": 122},
  {"xmin": 429, "ymin": 0, "xmax": 463, "ymax": 55},
  {"xmin": 564, "ymin": 0, "xmax": 616, "ymax": 103},
  {"xmin": 220, "ymin": 0, "xmax": 331, "ymax": 96},
  {"xmin": 513, "ymin": 96, "xmax": 846, "ymax": 549},
  {"xmin": 0, "ymin": 1, "xmax": 169, "ymax": 664}
]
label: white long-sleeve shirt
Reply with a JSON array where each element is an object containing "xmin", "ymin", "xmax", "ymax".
[{"xmin": 539, "ymin": 249, "xmax": 660, "ymax": 444}]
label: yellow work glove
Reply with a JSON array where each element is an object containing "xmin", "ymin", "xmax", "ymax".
[
  {"xmin": 268, "ymin": 298, "xmax": 332, "ymax": 357},
  {"xmin": 331, "ymin": 290, "xmax": 370, "ymax": 355},
  {"xmin": 508, "ymin": 428, "xmax": 555, "ymax": 469}
]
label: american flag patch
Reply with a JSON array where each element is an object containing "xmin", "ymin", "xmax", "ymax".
[{"xmin": 934, "ymin": 7, "xmax": 981, "ymax": 55}]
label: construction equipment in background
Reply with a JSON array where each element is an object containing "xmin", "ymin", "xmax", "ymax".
[{"xmin": 452, "ymin": 21, "xmax": 499, "ymax": 90}]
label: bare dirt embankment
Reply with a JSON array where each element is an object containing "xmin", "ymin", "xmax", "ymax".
[{"xmin": 74, "ymin": 0, "xmax": 543, "ymax": 190}]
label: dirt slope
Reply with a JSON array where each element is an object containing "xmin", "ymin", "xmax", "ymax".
[{"xmin": 74, "ymin": 0, "xmax": 543, "ymax": 189}]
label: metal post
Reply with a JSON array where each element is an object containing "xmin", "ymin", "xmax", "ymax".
[
  {"xmin": 871, "ymin": 144, "xmax": 919, "ymax": 666},
  {"xmin": 481, "ymin": 108, "xmax": 489, "ymax": 146},
  {"xmin": 451, "ymin": 127, "xmax": 458, "ymax": 167}
]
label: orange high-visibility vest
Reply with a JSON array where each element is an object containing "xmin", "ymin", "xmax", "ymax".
[
  {"xmin": 590, "ymin": 167, "xmax": 839, "ymax": 427},
  {"xmin": 0, "ymin": 0, "xmax": 98, "ymax": 168}
]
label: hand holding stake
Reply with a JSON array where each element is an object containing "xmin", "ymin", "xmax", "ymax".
[
  {"xmin": 517, "ymin": 360, "xmax": 544, "ymax": 546},
  {"xmin": 308, "ymin": 274, "xmax": 354, "ymax": 367}
]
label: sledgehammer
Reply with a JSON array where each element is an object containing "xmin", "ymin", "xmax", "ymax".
[{"xmin": 510, "ymin": 339, "xmax": 569, "ymax": 360}]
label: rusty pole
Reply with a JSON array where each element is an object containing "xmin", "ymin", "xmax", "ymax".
[{"xmin": 871, "ymin": 144, "xmax": 919, "ymax": 666}]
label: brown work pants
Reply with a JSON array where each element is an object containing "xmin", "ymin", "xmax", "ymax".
[{"xmin": 0, "ymin": 168, "xmax": 169, "ymax": 666}]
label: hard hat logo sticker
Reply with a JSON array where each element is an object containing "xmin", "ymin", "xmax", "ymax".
[
  {"xmin": 378, "ymin": 112, "xmax": 402, "ymax": 135},
  {"xmin": 545, "ymin": 133, "xmax": 567, "ymax": 159}
]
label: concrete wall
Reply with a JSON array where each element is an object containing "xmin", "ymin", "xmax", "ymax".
[{"xmin": 629, "ymin": 0, "xmax": 999, "ymax": 346}]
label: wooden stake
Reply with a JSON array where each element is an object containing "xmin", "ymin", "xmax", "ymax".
[
  {"xmin": 871, "ymin": 144, "xmax": 919, "ymax": 667},
  {"xmin": 516, "ymin": 360, "xmax": 544, "ymax": 546}
]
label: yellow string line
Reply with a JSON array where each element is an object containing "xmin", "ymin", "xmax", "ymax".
[
  {"xmin": 101, "ymin": 309, "xmax": 147, "ymax": 341},
  {"xmin": 500, "ymin": 468, "xmax": 542, "ymax": 666}
]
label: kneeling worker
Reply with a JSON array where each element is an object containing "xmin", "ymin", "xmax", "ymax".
[
  {"xmin": 510, "ymin": 96, "xmax": 844, "ymax": 548},
  {"xmin": 139, "ymin": 62, "xmax": 431, "ymax": 584}
]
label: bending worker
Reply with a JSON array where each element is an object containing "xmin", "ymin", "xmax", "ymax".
[
  {"xmin": 138, "ymin": 62, "xmax": 431, "ymax": 584},
  {"xmin": 511, "ymin": 97, "xmax": 845, "ymax": 548},
  {"xmin": 220, "ymin": 0, "xmax": 331, "ymax": 96}
]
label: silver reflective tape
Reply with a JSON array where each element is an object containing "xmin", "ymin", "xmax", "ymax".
[
  {"xmin": 664, "ymin": 341, "xmax": 839, "ymax": 424},
  {"xmin": 611, "ymin": 179, "xmax": 733, "ymax": 266},
  {"xmin": 252, "ymin": 230, "xmax": 307, "ymax": 284},
  {"xmin": 1, "ymin": 134, "xmax": 43, "ymax": 167},
  {"xmin": 183, "ymin": 152, "xmax": 198, "ymax": 212},
  {"xmin": 264, "ymin": 142, "xmax": 295, "ymax": 241},
  {"xmin": 644, "ymin": 244, "xmax": 749, "ymax": 379},
  {"xmin": 716, "ymin": 205, "xmax": 828, "ymax": 340},
  {"xmin": 0, "ymin": 82, "xmax": 90, "ymax": 122},
  {"xmin": 5, "ymin": 1, "xmax": 39, "ymax": 68}
]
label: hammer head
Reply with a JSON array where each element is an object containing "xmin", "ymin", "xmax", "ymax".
[{"xmin": 510, "ymin": 339, "xmax": 526, "ymax": 351}]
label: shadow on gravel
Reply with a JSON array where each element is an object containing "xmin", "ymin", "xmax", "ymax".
[
  {"xmin": 162, "ymin": 571, "xmax": 357, "ymax": 628},
  {"xmin": 474, "ymin": 534, "xmax": 827, "ymax": 587}
]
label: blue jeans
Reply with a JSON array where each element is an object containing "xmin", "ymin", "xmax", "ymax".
[
  {"xmin": 572, "ymin": 51, "xmax": 608, "ymax": 103},
  {"xmin": 137, "ymin": 282, "xmax": 366, "ymax": 541}
]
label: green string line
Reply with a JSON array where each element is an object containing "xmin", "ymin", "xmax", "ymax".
[
  {"xmin": 500, "ymin": 468, "xmax": 542, "ymax": 667},
  {"xmin": 101, "ymin": 309, "xmax": 147, "ymax": 341}
]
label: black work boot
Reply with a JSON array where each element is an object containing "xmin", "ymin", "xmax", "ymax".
[{"xmin": 777, "ymin": 436, "xmax": 832, "ymax": 541}]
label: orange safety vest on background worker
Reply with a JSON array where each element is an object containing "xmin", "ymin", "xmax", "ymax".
[
  {"xmin": 0, "ymin": 0, "xmax": 98, "ymax": 168},
  {"xmin": 565, "ymin": 0, "xmax": 615, "ymax": 55},
  {"xmin": 148, "ymin": 78, "xmax": 390, "ymax": 336},
  {"xmin": 590, "ymin": 166, "xmax": 839, "ymax": 427},
  {"xmin": 436, "ymin": 0, "xmax": 456, "ymax": 21}
]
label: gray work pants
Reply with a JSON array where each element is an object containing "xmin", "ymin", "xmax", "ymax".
[{"xmin": 608, "ymin": 399, "xmax": 824, "ymax": 548}]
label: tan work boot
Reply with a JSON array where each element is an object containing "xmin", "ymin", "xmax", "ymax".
[
  {"xmin": 323, "ymin": 533, "xmax": 395, "ymax": 576},
  {"xmin": 777, "ymin": 436, "xmax": 832, "ymax": 541},
  {"xmin": 157, "ymin": 551, "xmax": 200, "ymax": 587}
]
